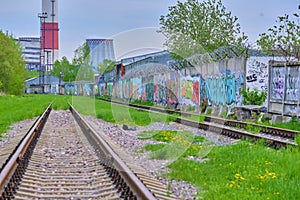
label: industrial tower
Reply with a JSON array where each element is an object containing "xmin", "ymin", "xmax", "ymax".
[
  {"xmin": 86, "ymin": 39, "xmax": 116, "ymax": 72},
  {"xmin": 40, "ymin": 0, "xmax": 59, "ymax": 71}
]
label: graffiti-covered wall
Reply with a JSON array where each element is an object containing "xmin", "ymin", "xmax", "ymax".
[
  {"xmin": 204, "ymin": 72, "xmax": 244, "ymax": 107},
  {"xmin": 246, "ymin": 57, "xmax": 287, "ymax": 106},
  {"xmin": 110, "ymin": 56, "xmax": 246, "ymax": 112},
  {"xmin": 64, "ymin": 83, "xmax": 94, "ymax": 96},
  {"xmin": 268, "ymin": 62, "xmax": 300, "ymax": 116}
]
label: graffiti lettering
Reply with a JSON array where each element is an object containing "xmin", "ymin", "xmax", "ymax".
[
  {"xmin": 271, "ymin": 68, "xmax": 285, "ymax": 99},
  {"xmin": 246, "ymin": 74, "xmax": 258, "ymax": 82}
]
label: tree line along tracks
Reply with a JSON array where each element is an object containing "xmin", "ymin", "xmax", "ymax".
[
  {"xmin": 99, "ymin": 98, "xmax": 298, "ymax": 148},
  {"xmin": 0, "ymin": 104, "xmax": 178, "ymax": 199}
]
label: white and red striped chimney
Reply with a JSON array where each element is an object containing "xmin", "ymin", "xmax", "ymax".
[{"xmin": 42, "ymin": 0, "xmax": 59, "ymax": 69}]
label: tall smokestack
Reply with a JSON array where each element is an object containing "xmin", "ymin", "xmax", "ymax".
[{"xmin": 42, "ymin": 0, "xmax": 59, "ymax": 70}]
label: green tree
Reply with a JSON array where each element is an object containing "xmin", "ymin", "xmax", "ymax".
[
  {"xmin": 97, "ymin": 59, "xmax": 115, "ymax": 75},
  {"xmin": 51, "ymin": 56, "xmax": 78, "ymax": 82},
  {"xmin": 159, "ymin": 0, "xmax": 247, "ymax": 59},
  {"xmin": 72, "ymin": 42, "xmax": 90, "ymax": 66},
  {"xmin": 0, "ymin": 31, "xmax": 27, "ymax": 95},
  {"xmin": 257, "ymin": 6, "xmax": 300, "ymax": 61},
  {"xmin": 72, "ymin": 42, "xmax": 94, "ymax": 81}
]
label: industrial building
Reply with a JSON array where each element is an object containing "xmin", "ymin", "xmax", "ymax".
[
  {"xmin": 86, "ymin": 39, "xmax": 116, "ymax": 72},
  {"xmin": 17, "ymin": 0, "xmax": 59, "ymax": 73},
  {"xmin": 17, "ymin": 37, "xmax": 41, "ymax": 71}
]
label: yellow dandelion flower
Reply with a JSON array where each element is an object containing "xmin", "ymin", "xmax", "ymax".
[{"xmin": 234, "ymin": 174, "xmax": 241, "ymax": 179}]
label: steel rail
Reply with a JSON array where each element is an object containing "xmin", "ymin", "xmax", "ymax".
[
  {"xmin": 99, "ymin": 98, "xmax": 300, "ymax": 138},
  {"xmin": 175, "ymin": 117, "xmax": 296, "ymax": 148},
  {"xmin": 203, "ymin": 116, "xmax": 299, "ymax": 139},
  {"xmin": 69, "ymin": 105, "xmax": 157, "ymax": 200},
  {"xmin": 0, "ymin": 104, "xmax": 52, "ymax": 197},
  {"xmin": 98, "ymin": 98, "xmax": 297, "ymax": 148}
]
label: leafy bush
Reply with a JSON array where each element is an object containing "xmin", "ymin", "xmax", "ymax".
[{"xmin": 240, "ymin": 88, "xmax": 267, "ymax": 105}]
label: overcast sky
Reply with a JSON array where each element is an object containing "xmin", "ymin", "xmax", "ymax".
[{"xmin": 0, "ymin": 0, "xmax": 299, "ymax": 60}]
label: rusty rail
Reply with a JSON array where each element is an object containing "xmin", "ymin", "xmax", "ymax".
[
  {"xmin": 69, "ymin": 105, "xmax": 157, "ymax": 200},
  {"xmin": 0, "ymin": 104, "xmax": 51, "ymax": 198}
]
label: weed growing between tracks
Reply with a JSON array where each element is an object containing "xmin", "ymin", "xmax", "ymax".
[{"xmin": 141, "ymin": 137, "xmax": 300, "ymax": 199}]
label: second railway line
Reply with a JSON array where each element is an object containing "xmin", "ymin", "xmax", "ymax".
[{"xmin": 98, "ymin": 97, "xmax": 297, "ymax": 148}]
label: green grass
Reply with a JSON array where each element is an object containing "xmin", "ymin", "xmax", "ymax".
[
  {"xmin": 185, "ymin": 114, "xmax": 206, "ymax": 123},
  {"xmin": 130, "ymin": 99, "xmax": 154, "ymax": 106},
  {"xmin": 51, "ymin": 95, "xmax": 72, "ymax": 110},
  {"xmin": 0, "ymin": 94, "xmax": 71, "ymax": 137},
  {"xmin": 76, "ymin": 97, "xmax": 177, "ymax": 126},
  {"xmin": 141, "ymin": 143, "xmax": 166, "ymax": 152},
  {"xmin": 165, "ymin": 141, "xmax": 300, "ymax": 199},
  {"xmin": 270, "ymin": 117, "xmax": 300, "ymax": 131},
  {"xmin": 139, "ymin": 130, "xmax": 207, "ymax": 160},
  {"xmin": 245, "ymin": 124, "xmax": 262, "ymax": 134},
  {"xmin": 138, "ymin": 129, "xmax": 300, "ymax": 199}
]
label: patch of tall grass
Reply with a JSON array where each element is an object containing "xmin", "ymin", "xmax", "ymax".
[{"xmin": 0, "ymin": 94, "xmax": 71, "ymax": 136}]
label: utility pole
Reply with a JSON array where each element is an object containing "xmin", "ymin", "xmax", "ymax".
[
  {"xmin": 38, "ymin": 12, "xmax": 48, "ymax": 93},
  {"xmin": 51, "ymin": 0, "xmax": 55, "ymax": 70}
]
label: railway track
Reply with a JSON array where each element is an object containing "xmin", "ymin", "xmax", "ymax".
[
  {"xmin": 98, "ymin": 98, "xmax": 297, "ymax": 148},
  {"xmin": 0, "ymin": 105, "xmax": 178, "ymax": 199}
]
